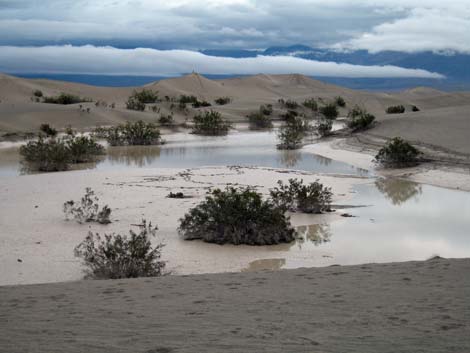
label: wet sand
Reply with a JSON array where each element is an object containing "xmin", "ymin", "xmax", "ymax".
[
  {"xmin": 1, "ymin": 257, "xmax": 469, "ymax": 353},
  {"xmin": 305, "ymin": 138, "xmax": 470, "ymax": 192},
  {"xmin": 0, "ymin": 166, "xmax": 370, "ymax": 286}
]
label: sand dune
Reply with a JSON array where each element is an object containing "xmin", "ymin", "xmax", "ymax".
[
  {"xmin": 1, "ymin": 258, "xmax": 469, "ymax": 353},
  {"xmin": 1, "ymin": 72, "xmax": 469, "ymax": 157}
]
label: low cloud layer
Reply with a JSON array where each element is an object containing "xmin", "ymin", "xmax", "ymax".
[
  {"xmin": 0, "ymin": 1, "xmax": 468, "ymax": 54},
  {"xmin": 0, "ymin": 45, "xmax": 444, "ymax": 79}
]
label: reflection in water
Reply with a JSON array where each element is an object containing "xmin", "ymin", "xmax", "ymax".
[
  {"xmin": 375, "ymin": 178, "xmax": 422, "ymax": 206},
  {"xmin": 0, "ymin": 131, "xmax": 372, "ymax": 177},
  {"xmin": 296, "ymin": 224, "xmax": 332, "ymax": 246},
  {"xmin": 107, "ymin": 146, "xmax": 162, "ymax": 167},
  {"xmin": 277, "ymin": 150, "xmax": 302, "ymax": 168},
  {"xmin": 242, "ymin": 258, "xmax": 286, "ymax": 272},
  {"xmin": 312, "ymin": 154, "xmax": 332, "ymax": 167}
]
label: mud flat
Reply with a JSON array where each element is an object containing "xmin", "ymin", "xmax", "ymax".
[
  {"xmin": 1, "ymin": 258, "xmax": 469, "ymax": 353},
  {"xmin": 0, "ymin": 165, "xmax": 370, "ymax": 286}
]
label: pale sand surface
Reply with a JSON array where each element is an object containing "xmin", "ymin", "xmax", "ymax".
[
  {"xmin": 0, "ymin": 166, "xmax": 369, "ymax": 286},
  {"xmin": 304, "ymin": 138, "xmax": 470, "ymax": 192},
  {"xmin": 0, "ymin": 258, "xmax": 469, "ymax": 353}
]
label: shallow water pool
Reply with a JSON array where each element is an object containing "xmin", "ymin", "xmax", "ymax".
[{"xmin": 0, "ymin": 131, "xmax": 369, "ymax": 177}]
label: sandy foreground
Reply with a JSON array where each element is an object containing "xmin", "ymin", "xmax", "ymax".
[{"xmin": 0, "ymin": 257, "xmax": 469, "ymax": 353}]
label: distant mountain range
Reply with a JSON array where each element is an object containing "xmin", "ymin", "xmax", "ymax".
[
  {"xmin": 202, "ymin": 45, "xmax": 470, "ymax": 91},
  {"xmin": 12, "ymin": 45, "xmax": 470, "ymax": 91}
]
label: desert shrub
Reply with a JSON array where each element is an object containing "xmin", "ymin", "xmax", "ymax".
[
  {"xmin": 347, "ymin": 106, "xmax": 376, "ymax": 131},
  {"xmin": 39, "ymin": 123, "xmax": 57, "ymax": 137},
  {"xmin": 19, "ymin": 137, "xmax": 71, "ymax": 171},
  {"xmin": 64, "ymin": 188, "xmax": 111, "ymax": 224},
  {"xmin": 335, "ymin": 96, "xmax": 346, "ymax": 107},
  {"xmin": 280, "ymin": 110, "xmax": 299, "ymax": 123},
  {"xmin": 178, "ymin": 187, "xmax": 295, "ymax": 245},
  {"xmin": 277, "ymin": 117, "xmax": 309, "ymax": 150},
  {"xmin": 303, "ymin": 98, "xmax": 318, "ymax": 111},
  {"xmin": 412, "ymin": 105, "xmax": 420, "ymax": 112},
  {"xmin": 33, "ymin": 90, "xmax": 43, "ymax": 98},
  {"xmin": 93, "ymin": 126, "xmax": 123, "ymax": 146},
  {"xmin": 319, "ymin": 103, "xmax": 339, "ymax": 120},
  {"xmin": 179, "ymin": 95, "xmax": 198, "ymax": 104},
  {"xmin": 178, "ymin": 101, "xmax": 187, "ymax": 111},
  {"xmin": 126, "ymin": 97, "xmax": 146, "ymax": 111},
  {"xmin": 386, "ymin": 105, "xmax": 405, "ymax": 114},
  {"xmin": 270, "ymin": 179, "xmax": 332, "ymax": 214},
  {"xmin": 192, "ymin": 110, "xmax": 231, "ymax": 135},
  {"xmin": 192, "ymin": 100, "xmax": 211, "ymax": 108},
  {"xmin": 66, "ymin": 136, "xmax": 105, "ymax": 163},
  {"xmin": 131, "ymin": 89, "xmax": 159, "ymax": 104},
  {"xmin": 168, "ymin": 192, "xmax": 185, "ymax": 198},
  {"xmin": 158, "ymin": 114, "xmax": 174, "ymax": 126},
  {"xmin": 43, "ymin": 93, "xmax": 89, "ymax": 105},
  {"xmin": 315, "ymin": 119, "xmax": 333, "ymax": 137},
  {"xmin": 97, "ymin": 121, "xmax": 162, "ymax": 146},
  {"xmin": 215, "ymin": 97, "xmax": 231, "ymax": 105},
  {"xmin": 247, "ymin": 112, "xmax": 273, "ymax": 130},
  {"xmin": 260, "ymin": 104, "xmax": 273, "ymax": 116},
  {"xmin": 157, "ymin": 113, "xmax": 172, "ymax": 124},
  {"xmin": 374, "ymin": 137, "xmax": 421, "ymax": 168},
  {"xmin": 65, "ymin": 126, "xmax": 75, "ymax": 136},
  {"xmin": 119, "ymin": 120, "xmax": 161, "ymax": 145},
  {"xmin": 74, "ymin": 219, "xmax": 165, "ymax": 279},
  {"xmin": 284, "ymin": 100, "xmax": 299, "ymax": 109}
]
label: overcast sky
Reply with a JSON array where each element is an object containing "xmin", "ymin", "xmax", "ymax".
[{"xmin": 0, "ymin": 1, "xmax": 467, "ymax": 76}]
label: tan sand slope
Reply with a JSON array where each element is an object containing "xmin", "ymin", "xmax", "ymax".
[
  {"xmin": 1, "ymin": 72, "xmax": 469, "ymax": 157},
  {"xmin": 1, "ymin": 258, "xmax": 469, "ymax": 353}
]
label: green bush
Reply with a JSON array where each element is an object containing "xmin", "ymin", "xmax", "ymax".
[
  {"xmin": 303, "ymin": 98, "xmax": 318, "ymax": 111},
  {"xmin": 277, "ymin": 117, "xmax": 309, "ymax": 150},
  {"xmin": 284, "ymin": 99, "xmax": 299, "ymax": 109},
  {"xmin": 74, "ymin": 220, "xmax": 165, "ymax": 279},
  {"xmin": 280, "ymin": 110, "xmax": 299, "ymax": 123},
  {"xmin": 96, "ymin": 121, "xmax": 162, "ymax": 146},
  {"xmin": 178, "ymin": 187, "xmax": 295, "ymax": 245},
  {"xmin": 335, "ymin": 96, "xmax": 346, "ymax": 107},
  {"xmin": 39, "ymin": 123, "xmax": 57, "ymax": 137},
  {"xmin": 126, "ymin": 97, "xmax": 146, "ymax": 111},
  {"xmin": 158, "ymin": 114, "xmax": 174, "ymax": 126},
  {"xmin": 247, "ymin": 112, "xmax": 273, "ymax": 130},
  {"xmin": 319, "ymin": 103, "xmax": 339, "ymax": 120},
  {"xmin": 260, "ymin": 104, "xmax": 273, "ymax": 116},
  {"xmin": 214, "ymin": 97, "xmax": 231, "ymax": 105},
  {"xmin": 270, "ymin": 178, "xmax": 332, "ymax": 213},
  {"xmin": 192, "ymin": 110, "xmax": 232, "ymax": 135},
  {"xmin": 386, "ymin": 105, "xmax": 405, "ymax": 114},
  {"xmin": 33, "ymin": 90, "xmax": 43, "ymax": 98},
  {"xmin": 412, "ymin": 105, "xmax": 420, "ymax": 112},
  {"xmin": 315, "ymin": 119, "xmax": 333, "ymax": 137},
  {"xmin": 131, "ymin": 89, "xmax": 159, "ymax": 104},
  {"xmin": 179, "ymin": 95, "xmax": 198, "ymax": 104},
  {"xmin": 43, "ymin": 93, "xmax": 90, "ymax": 105},
  {"xmin": 192, "ymin": 100, "xmax": 211, "ymax": 108},
  {"xmin": 66, "ymin": 136, "xmax": 105, "ymax": 163},
  {"xmin": 20, "ymin": 135, "xmax": 105, "ymax": 171},
  {"xmin": 19, "ymin": 137, "xmax": 71, "ymax": 171},
  {"xmin": 64, "ymin": 188, "xmax": 111, "ymax": 224},
  {"xmin": 168, "ymin": 192, "xmax": 185, "ymax": 199},
  {"xmin": 374, "ymin": 137, "xmax": 421, "ymax": 168},
  {"xmin": 347, "ymin": 106, "xmax": 375, "ymax": 131}
]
